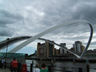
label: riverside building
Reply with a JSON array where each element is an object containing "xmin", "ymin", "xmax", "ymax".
[{"xmin": 37, "ymin": 41, "xmax": 55, "ymax": 57}]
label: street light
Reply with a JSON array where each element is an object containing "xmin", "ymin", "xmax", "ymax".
[
  {"xmin": 5, "ymin": 38, "xmax": 10, "ymax": 68},
  {"xmin": 6, "ymin": 38, "xmax": 10, "ymax": 58}
]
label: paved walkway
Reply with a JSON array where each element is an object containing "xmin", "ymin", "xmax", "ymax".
[{"xmin": 0, "ymin": 68, "xmax": 10, "ymax": 72}]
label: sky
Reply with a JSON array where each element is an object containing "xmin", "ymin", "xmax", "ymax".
[{"xmin": 0, "ymin": 0, "xmax": 96, "ymax": 54}]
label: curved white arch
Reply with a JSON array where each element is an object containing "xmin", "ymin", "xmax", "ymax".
[
  {"xmin": 9, "ymin": 20, "xmax": 93, "ymax": 58},
  {"xmin": 80, "ymin": 23, "xmax": 93, "ymax": 58}
]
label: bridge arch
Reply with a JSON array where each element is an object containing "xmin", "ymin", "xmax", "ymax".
[{"xmin": 1, "ymin": 20, "xmax": 93, "ymax": 58}]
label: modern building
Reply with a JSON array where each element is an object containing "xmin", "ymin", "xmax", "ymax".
[
  {"xmin": 59, "ymin": 43, "xmax": 68, "ymax": 54},
  {"xmin": 73, "ymin": 41, "xmax": 85, "ymax": 53}
]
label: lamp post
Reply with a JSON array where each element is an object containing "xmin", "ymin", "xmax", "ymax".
[{"xmin": 5, "ymin": 38, "xmax": 9, "ymax": 68}]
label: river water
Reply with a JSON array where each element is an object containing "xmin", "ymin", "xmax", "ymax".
[
  {"xmin": 26, "ymin": 60, "xmax": 96, "ymax": 72},
  {"xmin": 90, "ymin": 69, "xmax": 96, "ymax": 72}
]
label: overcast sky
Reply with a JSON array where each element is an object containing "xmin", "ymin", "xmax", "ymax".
[{"xmin": 0, "ymin": 0, "xmax": 96, "ymax": 54}]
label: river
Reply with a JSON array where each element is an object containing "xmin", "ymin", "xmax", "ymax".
[{"xmin": 26, "ymin": 60, "xmax": 96, "ymax": 72}]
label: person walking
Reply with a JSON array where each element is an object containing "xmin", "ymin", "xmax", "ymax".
[
  {"xmin": 11, "ymin": 58, "xmax": 18, "ymax": 72},
  {"xmin": 40, "ymin": 63, "xmax": 48, "ymax": 72},
  {"xmin": 21, "ymin": 63, "xmax": 27, "ymax": 72},
  {"xmin": 33, "ymin": 64, "xmax": 40, "ymax": 72}
]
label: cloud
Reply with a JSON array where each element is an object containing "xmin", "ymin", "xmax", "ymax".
[
  {"xmin": 73, "ymin": 3, "xmax": 96, "ymax": 19},
  {"xmin": 0, "ymin": 29, "xmax": 13, "ymax": 36},
  {"xmin": 0, "ymin": 0, "xmax": 96, "ymax": 54},
  {"xmin": 0, "ymin": 9, "xmax": 23, "ymax": 24},
  {"xmin": 0, "ymin": 9, "xmax": 23, "ymax": 36}
]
